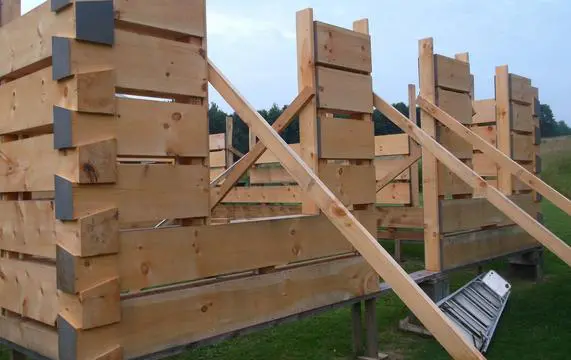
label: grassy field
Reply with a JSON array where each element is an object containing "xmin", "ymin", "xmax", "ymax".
[{"xmin": 1, "ymin": 137, "xmax": 570, "ymax": 360}]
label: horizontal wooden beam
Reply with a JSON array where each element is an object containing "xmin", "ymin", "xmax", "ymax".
[
  {"xmin": 375, "ymin": 93, "xmax": 571, "ymax": 268},
  {"xmin": 417, "ymin": 95, "xmax": 571, "ymax": 216},
  {"xmin": 208, "ymin": 59, "xmax": 483, "ymax": 360},
  {"xmin": 375, "ymin": 152, "xmax": 421, "ymax": 192}
]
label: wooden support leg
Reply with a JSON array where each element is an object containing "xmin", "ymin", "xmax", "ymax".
[
  {"xmin": 351, "ymin": 302, "xmax": 364, "ymax": 357},
  {"xmin": 364, "ymin": 298, "xmax": 379, "ymax": 359},
  {"xmin": 9, "ymin": 349, "xmax": 27, "ymax": 360},
  {"xmin": 394, "ymin": 239, "xmax": 402, "ymax": 263},
  {"xmin": 509, "ymin": 249, "xmax": 544, "ymax": 282}
]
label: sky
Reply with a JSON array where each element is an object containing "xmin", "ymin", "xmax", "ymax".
[{"xmin": 23, "ymin": 0, "xmax": 571, "ymax": 123}]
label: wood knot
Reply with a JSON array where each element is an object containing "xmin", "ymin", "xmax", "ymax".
[
  {"xmin": 171, "ymin": 112, "xmax": 182, "ymax": 122},
  {"xmin": 82, "ymin": 162, "xmax": 99, "ymax": 183},
  {"xmin": 162, "ymin": 123, "xmax": 170, "ymax": 130},
  {"xmin": 140, "ymin": 262, "xmax": 150, "ymax": 276}
]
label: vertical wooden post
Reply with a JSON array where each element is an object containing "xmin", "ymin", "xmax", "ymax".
[
  {"xmin": 351, "ymin": 302, "xmax": 364, "ymax": 356},
  {"xmin": 225, "ymin": 116, "xmax": 234, "ymax": 168},
  {"xmin": 408, "ymin": 84, "xmax": 420, "ymax": 208},
  {"xmin": 296, "ymin": 8, "xmax": 320, "ymax": 215},
  {"xmin": 364, "ymin": 298, "xmax": 379, "ymax": 358},
  {"xmin": 495, "ymin": 65, "xmax": 513, "ymax": 195},
  {"xmin": 418, "ymin": 38, "xmax": 441, "ymax": 272}
]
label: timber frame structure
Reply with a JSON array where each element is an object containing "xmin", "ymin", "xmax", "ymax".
[{"xmin": 1, "ymin": 1, "xmax": 571, "ymax": 360}]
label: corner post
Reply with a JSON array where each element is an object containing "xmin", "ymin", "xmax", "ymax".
[
  {"xmin": 225, "ymin": 116, "xmax": 234, "ymax": 168},
  {"xmin": 495, "ymin": 65, "xmax": 513, "ymax": 195}
]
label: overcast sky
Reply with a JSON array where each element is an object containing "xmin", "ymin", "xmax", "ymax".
[{"xmin": 23, "ymin": 0, "xmax": 571, "ymax": 123}]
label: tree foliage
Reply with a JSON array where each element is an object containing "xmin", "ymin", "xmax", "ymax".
[{"xmin": 539, "ymin": 103, "xmax": 571, "ymax": 138}]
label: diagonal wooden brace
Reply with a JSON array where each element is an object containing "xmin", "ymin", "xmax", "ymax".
[
  {"xmin": 208, "ymin": 59, "xmax": 485, "ymax": 360},
  {"xmin": 210, "ymin": 86, "xmax": 314, "ymax": 209},
  {"xmin": 417, "ymin": 95, "xmax": 571, "ymax": 216},
  {"xmin": 375, "ymin": 93, "xmax": 571, "ymax": 268}
]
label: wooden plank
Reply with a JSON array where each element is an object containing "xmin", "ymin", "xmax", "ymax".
[
  {"xmin": 58, "ymin": 164, "xmax": 209, "ymax": 223},
  {"xmin": 419, "ymin": 38, "xmax": 441, "ymax": 272},
  {"xmin": 210, "ymin": 60, "xmax": 485, "ymax": 359},
  {"xmin": 376, "ymin": 206, "xmax": 424, "ymax": 228},
  {"xmin": 212, "ymin": 204, "xmax": 301, "ymax": 220},
  {"xmin": 473, "ymin": 99, "xmax": 495, "ymax": 124},
  {"xmin": 0, "ymin": 314, "xmax": 58, "ymax": 359},
  {"xmin": 319, "ymin": 117, "xmax": 374, "ymax": 159},
  {"xmin": 225, "ymin": 117, "xmax": 234, "ymax": 167},
  {"xmin": 375, "ymin": 158, "xmax": 411, "ymax": 181},
  {"xmin": 210, "ymin": 168, "xmax": 224, "ymax": 181},
  {"xmin": 376, "ymin": 182, "xmax": 411, "ymax": 205},
  {"xmin": 0, "ymin": 258, "xmax": 57, "ymax": 326},
  {"xmin": 511, "ymin": 102, "xmax": 533, "ymax": 133},
  {"xmin": 408, "ymin": 84, "xmax": 421, "ymax": 207},
  {"xmin": 316, "ymin": 66, "xmax": 373, "ymax": 113},
  {"xmin": 436, "ymin": 88, "xmax": 472, "ymax": 124},
  {"xmin": 495, "ymin": 65, "xmax": 513, "ymax": 194},
  {"xmin": 442, "ymin": 225, "xmax": 538, "ymax": 269},
  {"xmin": 0, "ymin": 0, "xmax": 20, "ymax": 26},
  {"xmin": 0, "ymin": 3, "xmax": 74, "ymax": 79},
  {"xmin": 319, "ymin": 164, "xmax": 376, "ymax": 206},
  {"xmin": 250, "ymin": 166, "xmax": 295, "ymax": 184},
  {"xmin": 255, "ymin": 143, "xmax": 301, "ymax": 164},
  {"xmin": 374, "ymin": 134, "xmax": 410, "ymax": 156},
  {"xmin": 509, "ymin": 74, "xmax": 532, "ymax": 104},
  {"xmin": 473, "ymin": 153, "xmax": 497, "ymax": 177},
  {"xmin": 438, "ymin": 124, "xmax": 473, "ymax": 159},
  {"xmin": 437, "ymin": 162, "xmax": 473, "ymax": 196},
  {"xmin": 209, "ymin": 133, "xmax": 226, "ymax": 151},
  {"xmin": 0, "ymin": 201, "xmax": 56, "ymax": 259},
  {"xmin": 376, "ymin": 92, "xmax": 571, "ymax": 269},
  {"xmin": 297, "ymin": 9, "xmax": 320, "ymax": 215},
  {"xmin": 119, "ymin": 212, "xmax": 376, "ymax": 291},
  {"xmin": 209, "ymin": 150, "xmax": 226, "ymax": 168},
  {"xmin": 471, "ymin": 125, "xmax": 497, "ymax": 148},
  {"xmin": 114, "ymin": 0, "xmax": 206, "ymax": 37},
  {"xmin": 66, "ymin": 30, "xmax": 207, "ymax": 97},
  {"xmin": 441, "ymin": 193, "xmax": 537, "ymax": 233},
  {"xmin": 512, "ymin": 133, "xmax": 534, "ymax": 161},
  {"xmin": 314, "ymin": 21, "xmax": 372, "ymax": 73},
  {"xmin": 434, "ymin": 54, "xmax": 471, "ymax": 93},
  {"xmin": 220, "ymin": 186, "xmax": 301, "ymax": 204}
]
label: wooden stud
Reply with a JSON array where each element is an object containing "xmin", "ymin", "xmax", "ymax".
[
  {"xmin": 209, "ymin": 60, "xmax": 484, "ymax": 360},
  {"xmin": 351, "ymin": 302, "xmax": 364, "ymax": 356},
  {"xmin": 409, "ymin": 84, "xmax": 421, "ymax": 207},
  {"xmin": 364, "ymin": 298, "xmax": 379, "ymax": 358},
  {"xmin": 418, "ymin": 38, "xmax": 441, "ymax": 272},
  {"xmin": 495, "ymin": 65, "xmax": 513, "ymax": 194},
  {"xmin": 225, "ymin": 116, "xmax": 234, "ymax": 168}
]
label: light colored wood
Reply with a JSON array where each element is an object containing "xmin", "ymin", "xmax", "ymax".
[
  {"xmin": 226, "ymin": 116, "xmax": 234, "ymax": 167},
  {"xmin": 210, "ymin": 167, "xmax": 224, "ymax": 181},
  {"xmin": 255, "ymin": 143, "xmax": 302, "ymax": 164},
  {"xmin": 438, "ymin": 162, "xmax": 473, "ymax": 196},
  {"xmin": 209, "ymin": 133, "xmax": 226, "ymax": 151},
  {"xmin": 0, "ymin": 2, "xmax": 75, "ymax": 79},
  {"xmin": 0, "ymin": 201, "xmax": 55, "ymax": 258},
  {"xmin": 209, "ymin": 60, "xmax": 484, "ymax": 360},
  {"xmin": 119, "ymin": 212, "xmax": 376, "ymax": 291},
  {"xmin": 296, "ymin": 8, "xmax": 320, "ymax": 215},
  {"xmin": 442, "ymin": 225, "xmax": 538, "ymax": 269},
  {"xmin": 319, "ymin": 117, "xmax": 374, "ymax": 159},
  {"xmin": 314, "ymin": 21, "xmax": 372, "ymax": 73},
  {"xmin": 250, "ymin": 166, "xmax": 295, "ymax": 184},
  {"xmin": 316, "ymin": 66, "xmax": 373, "ymax": 113},
  {"xmin": 61, "ymin": 164, "xmax": 210, "ymax": 223},
  {"xmin": 67, "ymin": 29, "xmax": 207, "ymax": 97},
  {"xmin": 212, "ymin": 204, "xmax": 301, "ymax": 219},
  {"xmin": 441, "ymin": 193, "xmax": 537, "ymax": 233},
  {"xmin": 436, "ymin": 88, "xmax": 472, "ymax": 124},
  {"xmin": 114, "ymin": 0, "xmax": 206, "ymax": 37},
  {"xmin": 511, "ymin": 102, "xmax": 534, "ymax": 133},
  {"xmin": 375, "ymin": 92, "xmax": 571, "ymax": 269},
  {"xmin": 220, "ymin": 186, "xmax": 301, "ymax": 204},
  {"xmin": 209, "ymin": 150, "xmax": 226, "ymax": 168},
  {"xmin": 512, "ymin": 133, "xmax": 534, "ymax": 161},
  {"xmin": 434, "ymin": 54, "xmax": 471, "ymax": 93},
  {"xmin": 209, "ymin": 87, "xmax": 314, "ymax": 208},
  {"xmin": 374, "ymin": 134, "xmax": 410, "ymax": 156},
  {"xmin": 0, "ymin": 0, "xmax": 20, "ymax": 26},
  {"xmin": 495, "ymin": 65, "xmax": 512, "ymax": 194},
  {"xmin": 0, "ymin": 258, "xmax": 57, "ymax": 326},
  {"xmin": 376, "ymin": 206, "xmax": 423, "ymax": 228},
  {"xmin": 418, "ymin": 38, "xmax": 441, "ymax": 272},
  {"xmin": 408, "ymin": 84, "xmax": 421, "ymax": 207},
  {"xmin": 319, "ymin": 163, "xmax": 376, "ymax": 206},
  {"xmin": 0, "ymin": 314, "xmax": 58, "ymax": 359},
  {"xmin": 375, "ymin": 158, "xmax": 411, "ymax": 182},
  {"xmin": 376, "ymin": 182, "xmax": 411, "ymax": 205},
  {"xmin": 509, "ymin": 74, "xmax": 532, "ymax": 104},
  {"xmin": 471, "ymin": 125, "xmax": 497, "ymax": 148},
  {"xmin": 473, "ymin": 153, "xmax": 497, "ymax": 177},
  {"xmin": 473, "ymin": 99, "xmax": 496, "ymax": 124},
  {"xmin": 417, "ymin": 95, "xmax": 571, "ymax": 216},
  {"xmin": 438, "ymin": 124, "xmax": 473, "ymax": 159}
]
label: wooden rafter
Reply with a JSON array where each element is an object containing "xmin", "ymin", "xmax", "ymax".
[
  {"xmin": 209, "ymin": 86, "xmax": 314, "ymax": 209},
  {"xmin": 417, "ymin": 95, "xmax": 571, "ymax": 217},
  {"xmin": 208, "ymin": 59, "xmax": 484, "ymax": 360},
  {"xmin": 374, "ymin": 93, "xmax": 571, "ymax": 267}
]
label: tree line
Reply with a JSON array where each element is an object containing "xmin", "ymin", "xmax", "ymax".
[{"xmin": 209, "ymin": 101, "xmax": 568, "ymax": 154}]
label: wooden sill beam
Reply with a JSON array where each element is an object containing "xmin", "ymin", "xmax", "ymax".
[
  {"xmin": 374, "ymin": 93, "xmax": 571, "ymax": 268},
  {"xmin": 209, "ymin": 86, "xmax": 314, "ymax": 209},
  {"xmin": 417, "ymin": 95, "xmax": 571, "ymax": 217},
  {"xmin": 208, "ymin": 59, "xmax": 484, "ymax": 360}
]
